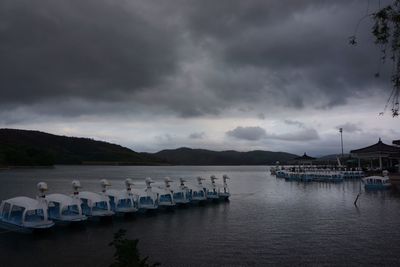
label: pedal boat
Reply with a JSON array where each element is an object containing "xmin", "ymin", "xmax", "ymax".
[
  {"xmin": 137, "ymin": 178, "xmax": 159, "ymax": 210},
  {"xmin": 0, "ymin": 182, "xmax": 54, "ymax": 233},
  {"xmin": 362, "ymin": 171, "xmax": 391, "ymax": 190},
  {"xmin": 46, "ymin": 193, "xmax": 87, "ymax": 224},
  {"xmin": 205, "ymin": 175, "xmax": 220, "ymax": 200},
  {"xmin": 187, "ymin": 177, "xmax": 207, "ymax": 203},
  {"xmin": 102, "ymin": 179, "xmax": 138, "ymax": 214},
  {"xmin": 218, "ymin": 175, "xmax": 231, "ymax": 200},
  {"xmin": 172, "ymin": 178, "xmax": 192, "ymax": 205},
  {"xmin": 73, "ymin": 180, "xmax": 114, "ymax": 218},
  {"xmin": 154, "ymin": 177, "xmax": 175, "ymax": 208}
]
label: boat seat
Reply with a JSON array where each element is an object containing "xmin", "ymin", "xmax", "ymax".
[
  {"xmin": 117, "ymin": 199, "xmax": 132, "ymax": 208},
  {"xmin": 25, "ymin": 209, "xmax": 44, "ymax": 222},
  {"xmin": 61, "ymin": 205, "xmax": 80, "ymax": 216}
]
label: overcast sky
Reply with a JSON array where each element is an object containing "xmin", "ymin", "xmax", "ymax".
[{"xmin": 0, "ymin": 0, "xmax": 398, "ymax": 156}]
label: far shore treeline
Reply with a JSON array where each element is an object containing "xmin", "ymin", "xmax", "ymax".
[{"xmin": 0, "ymin": 128, "xmax": 299, "ymax": 167}]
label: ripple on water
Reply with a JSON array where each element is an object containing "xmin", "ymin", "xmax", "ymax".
[{"xmin": 0, "ymin": 165, "xmax": 400, "ymax": 266}]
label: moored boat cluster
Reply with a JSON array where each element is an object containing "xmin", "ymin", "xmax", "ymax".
[
  {"xmin": 272, "ymin": 167, "xmax": 364, "ymax": 183},
  {"xmin": 271, "ymin": 166, "xmax": 393, "ymax": 190},
  {"xmin": 0, "ymin": 175, "xmax": 231, "ymax": 233}
]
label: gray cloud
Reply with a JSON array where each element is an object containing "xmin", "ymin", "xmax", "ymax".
[
  {"xmin": 257, "ymin": 113, "xmax": 266, "ymax": 120},
  {"xmin": 155, "ymin": 134, "xmax": 174, "ymax": 143},
  {"xmin": 226, "ymin": 125, "xmax": 320, "ymax": 142},
  {"xmin": 188, "ymin": 132, "xmax": 206, "ymax": 139},
  {"xmin": 180, "ymin": 0, "xmax": 388, "ymax": 111},
  {"xmin": 267, "ymin": 128, "xmax": 320, "ymax": 142},
  {"xmin": 226, "ymin": 126, "xmax": 267, "ymax": 141},
  {"xmin": 284, "ymin": 120, "xmax": 306, "ymax": 128},
  {"xmin": 0, "ymin": 0, "xmax": 178, "ymax": 105},
  {"xmin": 336, "ymin": 122, "xmax": 363, "ymax": 133},
  {"xmin": 0, "ymin": 0, "xmax": 392, "ymax": 120}
]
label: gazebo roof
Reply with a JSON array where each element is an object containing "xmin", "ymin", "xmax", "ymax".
[
  {"xmin": 350, "ymin": 139, "xmax": 400, "ymax": 154},
  {"xmin": 294, "ymin": 153, "xmax": 316, "ymax": 161}
]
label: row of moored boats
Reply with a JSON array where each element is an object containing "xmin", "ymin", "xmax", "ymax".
[
  {"xmin": 271, "ymin": 167, "xmax": 392, "ymax": 190},
  {"xmin": 0, "ymin": 175, "xmax": 231, "ymax": 233},
  {"xmin": 272, "ymin": 167, "xmax": 364, "ymax": 182}
]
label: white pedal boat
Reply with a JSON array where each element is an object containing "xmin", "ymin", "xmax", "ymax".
[
  {"xmin": 187, "ymin": 177, "xmax": 207, "ymax": 202},
  {"xmin": 219, "ymin": 175, "xmax": 231, "ymax": 200},
  {"xmin": 73, "ymin": 180, "xmax": 114, "ymax": 218},
  {"xmin": 205, "ymin": 175, "xmax": 220, "ymax": 200},
  {"xmin": 172, "ymin": 178, "xmax": 192, "ymax": 204},
  {"xmin": 0, "ymin": 182, "xmax": 54, "ymax": 233},
  {"xmin": 46, "ymin": 193, "xmax": 87, "ymax": 224},
  {"xmin": 137, "ymin": 178, "xmax": 159, "ymax": 210},
  {"xmin": 102, "ymin": 179, "xmax": 138, "ymax": 214},
  {"xmin": 154, "ymin": 177, "xmax": 175, "ymax": 207}
]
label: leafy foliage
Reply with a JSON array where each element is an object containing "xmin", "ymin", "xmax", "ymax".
[
  {"xmin": 2, "ymin": 147, "xmax": 55, "ymax": 166},
  {"xmin": 372, "ymin": 1, "xmax": 400, "ymax": 116},
  {"xmin": 109, "ymin": 229, "xmax": 160, "ymax": 267},
  {"xmin": 351, "ymin": 0, "xmax": 400, "ymax": 116}
]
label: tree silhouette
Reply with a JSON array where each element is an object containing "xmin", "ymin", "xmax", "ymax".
[
  {"xmin": 350, "ymin": 0, "xmax": 400, "ymax": 117},
  {"xmin": 109, "ymin": 229, "xmax": 160, "ymax": 267}
]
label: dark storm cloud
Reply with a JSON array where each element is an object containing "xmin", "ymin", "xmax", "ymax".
[
  {"xmin": 0, "ymin": 0, "xmax": 178, "ymax": 104},
  {"xmin": 0, "ymin": 0, "xmax": 391, "ymax": 118},
  {"xmin": 192, "ymin": 0, "xmax": 388, "ymax": 110},
  {"xmin": 189, "ymin": 132, "xmax": 206, "ymax": 139},
  {"xmin": 226, "ymin": 126, "xmax": 267, "ymax": 141},
  {"xmin": 184, "ymin": 0, "xmax": 349, "ymax": 39},
  {"xmin": 226, "ymin": 125, "xmax": 320, "ymax": 142}
]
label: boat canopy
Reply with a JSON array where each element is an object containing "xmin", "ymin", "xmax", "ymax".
[
  {"xmin": 2, "ymin": 196, "xmax": 44, "ymax": 211},
  {"xmin": 78, "ymin": 191, "xmax": 107, "ymax": 203},
  {"xmin": 363, "ymin": 176, "xmax": 390, "ymax": 182},
  {"xmin": 105, "ymin": 189, "xmax": 137, "ymax": 201},
  {"xmin": 130, "ymin": 188, "xmax": 142, "ymax": 196},
  {"xmin": 47, "ymin": 193, "xmax": 77, "ymax": 206},
  {"xmin": 105, "ymin": 189, "xmax": 124, "ymax": 198}
]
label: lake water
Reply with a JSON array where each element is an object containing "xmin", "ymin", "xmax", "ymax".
[{"xmin": 0, "ymin": 165, "xmax": 400, "ymax": 266}]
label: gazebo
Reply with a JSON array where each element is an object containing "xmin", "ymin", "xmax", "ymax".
[
  {"xmin": 350, "ymin": 138, "xmax": 400, "ymax": 170},
  {"xmin": 293, "ymin": 153, "xmax": 316, "ymax": 165},
  {"xmin": 392, "ymin": 140, "xmax": 400, "ymax": 172}
]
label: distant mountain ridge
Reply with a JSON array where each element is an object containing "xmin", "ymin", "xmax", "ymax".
[
  {"xmin": 147, "ymin": 147, "xmax": 298, "ymax": 165},
  {"xmin": 0, "ymin": 128, "xmax": 299, "ymax": 166},
  {"xmin": 0, "ymin": 128, "xmax": 163, "ymax": 166}
]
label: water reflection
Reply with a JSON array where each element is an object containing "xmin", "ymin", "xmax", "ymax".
[{"xmin": 0, "ymin": 166, "xmax": 399, "ymax": 266}]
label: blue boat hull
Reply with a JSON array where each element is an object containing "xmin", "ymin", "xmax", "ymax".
[
  {"xmin": 364, "ymin": 184, "xmax": 391, "ymax": 190},
  {"xmin": 0, "ymin": 220, "xmax": 54, "ymax": 234}
]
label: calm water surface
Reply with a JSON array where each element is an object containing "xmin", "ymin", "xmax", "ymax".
[{"xmin": 0, "ymin": 165, "xmax": 399, "ymax": 267}]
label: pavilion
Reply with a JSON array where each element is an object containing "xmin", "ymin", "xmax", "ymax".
[
  {"xmin": 293, "ymin": 153, "xmax": 316, "ymax": 165},
  {"xmin": 392, "ymin": 140, "xmax": 400, "ymax": 172},
  {"xmin": 350, "ymin": 138, "xmax": 400, "ymax": 170}
]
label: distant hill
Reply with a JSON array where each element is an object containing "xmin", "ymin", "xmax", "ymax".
[
  {"xmin": 149, "ymin": 147, "xmax": 298, "ymax": 165},
  {"xmin": 0, "ymin": 129, "xmax": 164, "ymax": 166},
  {"xmin": 0, "ymin": 128, "xmax": 299, "ymax": 166}
]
